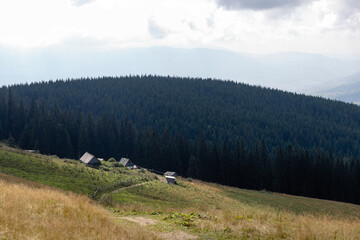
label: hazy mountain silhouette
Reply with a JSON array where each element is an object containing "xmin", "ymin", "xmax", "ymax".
[{"xmin": 0, "ymin": 46, "xmax": 359, "ymax": 93}]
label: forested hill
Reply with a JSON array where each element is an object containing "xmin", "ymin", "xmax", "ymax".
[
  {"xmin": 5, "ymin": 75, "xmax": 360, "ymax": 157},
  {"xmin": 1, "ymin": 76, "xmax": 360, "ymax": 204}
]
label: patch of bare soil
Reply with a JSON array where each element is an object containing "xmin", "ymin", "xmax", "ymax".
[
  {"xmin": 121, "ymin": 216, "xmax": 158, "ymax": 226},
  {"xmin": 159, "ymin": 231, "xmax": 198, "ymax": 240},
  {"xmin": 120, "ymin": 216, "xmax": 198, "ymax": 239}
]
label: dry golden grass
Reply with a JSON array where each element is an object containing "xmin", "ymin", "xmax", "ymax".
[
  {"xmin": 191, "ymin": 204, "xmax": 360, "ymax": 239},
  {"xmin": 1, "ymin": 142, "xmax": 360, "ymax": 240},
  {"xmin": 189, "ymin": 181, "xmax": 360, "ymax": 239},
  {"xmin": 0, "ymin": 172, "xmax": 52, "ymax": 189},
  {"xmin": 1, "ymin": 173, "xmax": 359, "ymax": 240},
  {"xmin": 108, "ymin": 179, "xmax": 360, "ymax": 239},
  {"xmin": 0, "ymin": 178, "xmax": 158, "ymax": 240}
]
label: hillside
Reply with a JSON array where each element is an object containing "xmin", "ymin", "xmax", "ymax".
[
  {"xmin": 0, "ymin": 173, "xmax": 157, "ymax": 240},
  {"xmin": 5, "ymin": 76, "xmax": 360, "ymax": 157},
  {"xmin": 0, "ymin": 143, "xmax": 156, "ymax": 196},
  {"xmin": 0, "ymin": 146, "xmax": 360, "ymax": 239},
  {"xmin": 2, "ymin": 76, "xmax": 360, "ymax": 205},
  {"xmin": 105, "ymin": 180, "xmax": 360, "ymax": 239}
]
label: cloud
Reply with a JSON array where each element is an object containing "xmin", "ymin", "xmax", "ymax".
[
  {"xmin": 337, "ymin": 0, "xmax": 360, "ymax": 19},
  {"xmin": 188, "ymin": 22, "xmax": 197, "ymax": 31},
  {"xmin": 147, "ymin": 19, "xmax": 168, "ymax": 39},
  {"xmin": 207, "ymin": 14, "xmax": 215, "ymax": 28},
  {"xmin": 215, "ymin": 0, "xmax": 313, "ymax": 11},
  {"xmin": 346, "ymin": 0, "xmax": 360, "ymax": 9},
  {"xmin": 72, "ymin": 0, "xmax": 96, "ymax": 7}
]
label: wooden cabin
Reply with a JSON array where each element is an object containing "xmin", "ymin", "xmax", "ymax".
[
  {"xmin": 119, "ymin": 158, "xmax": 135, "ymax": 168},
  {"xmin": 80, "ymin": 152, "xmax": 101, "ymax": 166},
  {"xmin": 165, "ymin": 175, "xmax": 176, "ymax": 184},
  {"xmin": 164, "ymin": 171, "xmax": 178, "ymax": 177}
]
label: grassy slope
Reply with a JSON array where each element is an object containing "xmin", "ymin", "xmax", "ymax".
[
  {"xmin": 105, "ymin": 179, "xmax": 360, "ymax": 239},
  {"xmin": 0, "ymin": 143, "xmax": 156, "ymax": 195},
  {"xmin": 1, "ymin": 144, "xmax": 360, "ymax": 239},
  {"xmin": 107, "ymin": 180, "xmax": 360, "ymax": 218},
  {"xmin": 219, "ymin": 185, "xmax": 360, "ymax": 217},
  {"xmin": 0, "ymin": 174, "xmax": 158, "ymax": 240}
]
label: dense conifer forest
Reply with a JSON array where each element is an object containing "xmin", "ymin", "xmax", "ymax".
[{"xmin": 0, "ymin": 76, "xmax": 360, "ymax": 204}]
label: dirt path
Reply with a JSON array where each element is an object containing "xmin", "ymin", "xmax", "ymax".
[
  {"xmin": 121, "ymin": 216, "xmax": 158, "ymax": 226},
  {"xmin": 101, "ymin": 179, "xmax": 198, "ymax": 239},
  {"xmin": 159, "ymin": 231, "xmax": 198, "ymax": 240},
  {"xmin": 120, "ymin": 216, "xmax": 198, "ymax": 240},
  {"xmin": 99, "ymin": 181, "xmax": 151, "ymax": 202},
  {"xmin": 99, "ymin": 176, "xmax": 169, "ymax": 202}
]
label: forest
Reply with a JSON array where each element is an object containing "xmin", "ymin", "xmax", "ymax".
[{"xmin": 0, "ymin": 76, "xmax": 359, "ymax": 204}]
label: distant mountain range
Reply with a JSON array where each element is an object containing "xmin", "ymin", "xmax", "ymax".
[
  {"xmin": 1, "ymin": 46, "xmax": 359, "ymax": 94},
  {"xmin": 307, "ymin": 72, "xmax": 360, "ymax": 104}
]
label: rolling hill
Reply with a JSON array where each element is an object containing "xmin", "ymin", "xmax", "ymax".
[
  {"xmin": 2, "ymin": 76, "xmax": 360, "ymax": 205},
  {"xmin": 0, "ymin": 144, "xmax": 359, "ymax": 239},
  {"xmin": 6, "ymin": 76, "xmax": 360, "ymax": 157}
]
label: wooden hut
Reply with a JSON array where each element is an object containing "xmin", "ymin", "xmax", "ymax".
[
  {"xmin": 164, "ymin": 171, "xmax": 178, "ymax": 177},
  {"xmin": 165, "ymin": 176, "xmax": 176, "ymax": 184},
  {"xmin": 80, "ymin": 152, "xmax": 101, "ymax": 166},
  {"xmin": 119, "ymin": 158, "xmax": 135, "ymax": 168}
]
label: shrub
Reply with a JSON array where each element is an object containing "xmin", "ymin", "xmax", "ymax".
[
  {"xmin": 100, "ymin": 166, "xmax": 110, "ymax": 171},
  {"xmin": 108, "ymin": 157, "xmax": 116, "ymax": 162},
  {"xmin": 112, "ymin": 162, "xmax": 120, "ymax": 167}
]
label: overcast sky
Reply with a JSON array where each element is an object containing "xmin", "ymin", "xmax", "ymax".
[{"xmin": 0, "ymin": 0, "xmax": 359, "ymax": 55}]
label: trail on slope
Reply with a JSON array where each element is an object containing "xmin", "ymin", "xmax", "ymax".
[
  {"xmin": 120, "ymin": 216, "xmax": 198, "ymax": 240},
  {"xmin": 98, "ymin": 181, "xmax": 154, "ymax": 202}
]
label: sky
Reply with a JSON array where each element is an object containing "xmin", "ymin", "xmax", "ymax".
[{"xmin": 0, "ymin": 0, "xmax": 359, "ymax": 55}]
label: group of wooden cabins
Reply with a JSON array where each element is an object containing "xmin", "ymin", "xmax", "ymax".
[
  {"xmin": 79, "ymin": 152, "xmax": 136, "ymax": 168},
  {"xmin": 79, "ymin": 152, "xmax": 178, "ymax": 184}
]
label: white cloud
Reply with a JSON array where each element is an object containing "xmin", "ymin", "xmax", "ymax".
[
  {"xmin": 332, "ymin": 0, "xmax": 360, "ymax": 30},
  {"xmin": 215, "ymin": 0, "xmax": 314, "ymax": 11},
  {"xmin": 0, "ymin": 0, "xmax": 358, "ymax": 55}
]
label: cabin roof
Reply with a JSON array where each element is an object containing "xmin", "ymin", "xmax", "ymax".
[
  {"xmin": 120, "ymin": 158, "xmax": 132, "ymax": 165},
  {"xmin": 80, "ymin": 152, "xmax": 97, "ymax": 164},
  {"xmin": 164, "ymin": 171, "xmax": 177, "ymax": 176},
  {"xmin": 165, "ymin": 176, "xmax": 176, "ymax": 179}
]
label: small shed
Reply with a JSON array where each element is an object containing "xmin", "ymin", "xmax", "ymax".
[
  {"xmin": 119, "ymin": 158, "xmax": 135, "ymax": 168},
  {"xmin": 80, "ymin": 152, "xmax": 101, "ymax": 165},
  {"xmin": 165, "ymin": 176, "xmax": 176, "ymax": 184},
  {"xmin": 164, "ymin": 171, "xmax": 178, "ymax": 177}
]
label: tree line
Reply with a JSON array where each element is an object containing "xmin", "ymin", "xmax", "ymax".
[{"xmin": 0, "ymin": 87, "xmax": 359, "ymax": 205}]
